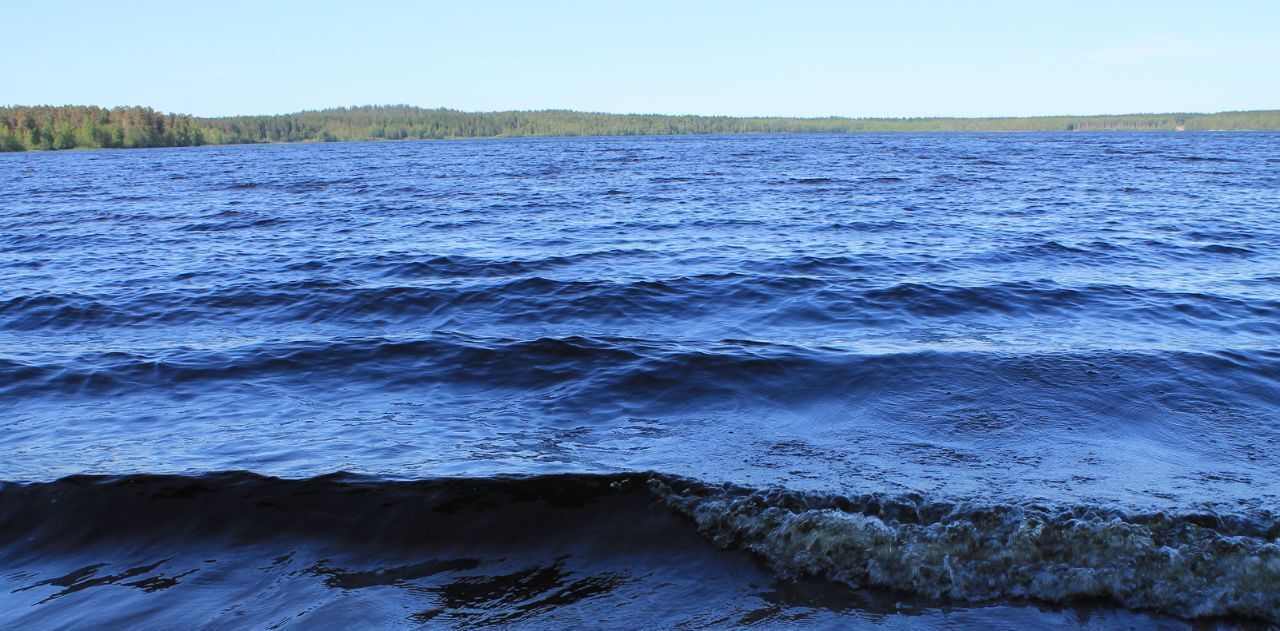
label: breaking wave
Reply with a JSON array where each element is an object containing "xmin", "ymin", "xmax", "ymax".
[
  {"xmin": 654, "ymin": 477, "xmax": 1280, "ymax": 622},
  {"xmin": 2, "ymin": 472, "xmax": 1277, "ymax": 623}
]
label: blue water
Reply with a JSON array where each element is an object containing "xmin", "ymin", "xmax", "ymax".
[{"xmin": 2, "ymin": 133, "xmax": 1278, "ymax": 628}]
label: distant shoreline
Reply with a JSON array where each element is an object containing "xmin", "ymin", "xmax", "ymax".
[
  {"xmin": 3, "ymin": 105, "xmax": 1279, "ymax": 153},
  {"xmin": 7, "ymin": 128, "xmax": 1279, "ymax": 153},
  {"xmin": 5, "ymin": 129, "xmax": 1278, "ymax": 155}
]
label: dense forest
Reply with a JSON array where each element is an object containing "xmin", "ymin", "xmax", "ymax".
[
  {"xmin": 4, "ymin": 105, "xmax": 1280, "ymax": 152},
  {"xmin": 0, "ymin": 106, "xmax": 204, "ymax": 151}
]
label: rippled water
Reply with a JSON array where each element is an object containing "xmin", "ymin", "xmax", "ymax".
[{"xmin": 2, "ymin": 133, "xmax": 1278, "ymax": 628}]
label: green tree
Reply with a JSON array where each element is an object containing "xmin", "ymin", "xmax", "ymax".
[
  {"xmin": 77, "ymin": 117, "xmax": 101, "ymax": 148},
  {"xmin": 53, "ymin": 121, "xmax": 77, "ymax": 149},
  {"xmin": 26, "ymin": 126, "xmax": 43, "ymax": 150},
  {"xmin": 0, "ymin": 128, "xmax": 23, "ymax": 151},
  {"xmin": 124, "ymin": 125, "xmax": 149, "ymax": 148}
]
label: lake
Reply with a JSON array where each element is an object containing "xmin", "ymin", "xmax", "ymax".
[{"xmin": 2, "ymin": 133, "xmax": 1278, "ymax": 627}]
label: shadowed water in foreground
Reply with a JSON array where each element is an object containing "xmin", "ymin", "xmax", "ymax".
[
  {"xmin": 2, "ymin": 133, "xmax": 1278, "ymax": 627},
  {"xmin": 3, "ymin": 472, "xmax": 1271, "ymax": 629}
]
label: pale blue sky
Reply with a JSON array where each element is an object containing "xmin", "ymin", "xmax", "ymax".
[{"xmin": 8, "ymin": 1, "xmax": 1279, "ymax": 117}]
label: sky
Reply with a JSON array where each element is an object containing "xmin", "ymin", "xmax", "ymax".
[{"xmin": 7, "ymin": 0, "xmax": 1280, "ymax": 118}]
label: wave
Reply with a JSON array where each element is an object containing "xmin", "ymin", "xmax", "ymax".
[
  {"xmin": 781, "ymin": 177, "xmax": 838, "ymax": 185},
  {"xmin": 212, "ymin": 177, "xmax": 365, "ymax": 193},
  {"xmin": 1170, "ymin": 155, "xmax": 1241, "ymax": 163},
  {"xmin": 2, "ymin": 233, "xmax": 102, "ymax": 254},
  {"xmin": 3, "ymin": 276, "xmax": 1277, "ymax": 332},
  {"xmin": 0, "ymin": 472, "xmax": 647, "ymax": 551},
  {"xmin": 1, "ymin": 471, "xmax": 1276, "ymax": 623},
  {"xmin": 1200, "ymin": 244, "xmax": 1256, "ymax": 255},
  {"xmin": 964, "ymin": 240, "xmax": 1117, "ymax": 265},
  {"xmin": 965, "ymin": 238, "xmax": 1270, "ymax": 265},
  {"xmin": 0, "ymin": 334, "xmax": 831, "ymax": 400},
  {"xmin": 179, "ymin": 216, "xmax": 288, "ymax": 232},
  {"xmin": 369, "ymin": 248, "xmax": 656, "ymax": 279},
  {"xmin": 3, "ymin": 332, "xmax": 1277, "ymax": 405},
  {"xmin": 0, "ymin": 334, "xmax": 645, "ymax": 396},
  {"xmin": 654, "ymin": 477, "xmax": 1280, "ymax": 622}
]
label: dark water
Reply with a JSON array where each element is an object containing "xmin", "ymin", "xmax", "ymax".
[{"xmin": 2, "ymin": 133, "xmax": 1278, "ymax": 628}]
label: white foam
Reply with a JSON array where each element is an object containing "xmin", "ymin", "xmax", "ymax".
[{"xmin": 653, "ymin": 478, "xmax": 1280, "ymax": 622}]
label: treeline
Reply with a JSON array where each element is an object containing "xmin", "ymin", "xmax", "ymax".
[
  {"xmin": 4, "ymin": 105, "xmax": 1280, "ymax": 152},
  {"xmin": 193, "ymin": 106, "xmax": 1280, "ymax": 142},
  {"xmin": 0, "ymin": 106, "xmax": 204, "ymax": 151}
]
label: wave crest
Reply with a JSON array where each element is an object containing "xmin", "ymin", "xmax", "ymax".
[{"xmin": 653, "ymin": 478, "xmax": 1280, "ymax": 622}]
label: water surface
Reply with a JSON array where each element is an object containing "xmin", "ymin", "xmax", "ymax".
[{"xmin": 2, "ymin": 133, "xmax": 1278, "ymax": 627}]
